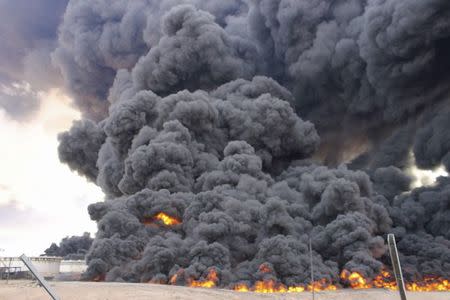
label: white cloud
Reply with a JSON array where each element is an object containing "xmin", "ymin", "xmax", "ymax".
[{"xmin": 0, "ymin": 89, "xmax": 104, "ymax": 256}]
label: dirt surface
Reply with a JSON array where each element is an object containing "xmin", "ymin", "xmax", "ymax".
[{"xmin": 0, "ymin": 280, "xmax": 448, "ymax": 300}]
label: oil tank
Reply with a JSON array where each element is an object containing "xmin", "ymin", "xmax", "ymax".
[
  {"xmin": 0, "ymin": 256, "xmax": 62, "ymax": 279},
  {"xmin": 60, "ymin": 260, "xmax": 87, "ymax": 273}
]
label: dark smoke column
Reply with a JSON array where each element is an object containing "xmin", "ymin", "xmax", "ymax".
[{"xmin": 56, "ymin": 0, "xmax": 450, "ymax": 287}]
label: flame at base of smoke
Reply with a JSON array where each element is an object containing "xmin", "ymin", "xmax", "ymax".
[
  {"xmin": 161, "ymin": 268, "xmax": 450, "ymax": 293},
  {"xmin": 233, "ymin": 279, "xmax": 338, "ymax": 293},
  {"xmin": 188, "ymin": 269, "xmax": 218, "ymax": 288},
  {"xmin": 92, "ymin": 263, "xmax": 450, "ymax": 293}
]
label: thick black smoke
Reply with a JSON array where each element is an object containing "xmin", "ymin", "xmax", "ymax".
[
  {"xmin": 414, "ymin": 110, "xmax": 450, "ymax": 173},
  {"xmin": 43, "ymin": 232, "xmax": 93, "ymax": 260},
  {"xmin": 378, "ymin": 172, "xmax": 450, "ymax": 279},
  {"xmin": 53, "ymin": 0, "xmax": 249, "ymax": 120},
  {"xmin": 56, "ymin": 0, "xmax": 450, "ymax": 287}
]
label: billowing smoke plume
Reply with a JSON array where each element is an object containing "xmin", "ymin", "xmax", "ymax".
[
  {"xmin": 43, "ymin": 232, "xmax": 93, "ymax": 260},
  {"xmin": 53, "ymin": 0, "xmax": 249, "ymax": 120},
  {"xmin": 56, "ymin": 0, "xmax": 450, "ymax": 287}
]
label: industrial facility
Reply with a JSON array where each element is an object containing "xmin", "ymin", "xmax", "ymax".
[{"xmin": 0, "ymin": 256, "xmax": 87, "ymax": 280}]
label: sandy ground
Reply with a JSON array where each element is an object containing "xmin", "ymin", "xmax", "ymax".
[{"xmin": 0, "ymin": 280, "xmax": 449, "ymax": 300}]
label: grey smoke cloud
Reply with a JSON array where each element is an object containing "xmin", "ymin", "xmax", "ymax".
[
  {"xmin": 53, "ymin": 0, "xmax": 248, "ymax": 120},
  {"xmin": 58, "ymin": 120, "xmax": 106, "ymax": 182},
  {"xmin": 43, "ymin": 232, "xmax": 93, "ymax": 260},
  {"xmin": 385, "ymin": 176, "xmax": 450, "ymax": 278},
  {"xmin": 414, "ymin": 110, "xmax": 450, "ymax": 172},
  {"xmin": 0, "ymin": 0, "xmax": 68, "ymax": 119},
  {"xmin": 131, "ymin": 5, "xmax": 257, "ymax": 96},
  {"xmin": 52, "ymin": 0, "xmax": 450, "ymax": 288},
  {"xmin": 245, "ymin": 0, "xmax": 450, "ymax": 164}
]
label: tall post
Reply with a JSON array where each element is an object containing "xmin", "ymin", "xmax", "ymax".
[
  {"xmin": 0, "ymin": 249, "xmax": 4, "ymax": 281},
  {"xmin": 309, "ymin": 238, "xmax": 315, "ymax": 300},
  {"xmin": 7, "ymin": 258, "xmax": 11, "ymax": 284},
  {"xmin": 387, "ymin": 234, "xmax": 407, "ymax": 300},
  {"xmin": 19, "ymin": 254, "xmax": 60, "ymax": 300}
]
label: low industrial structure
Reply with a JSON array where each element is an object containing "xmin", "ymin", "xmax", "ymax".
[
  {"xmin": 59, "ymin": 260, "xmax": 87, "ymax": 273},
  {"xmin": 0, "ymin": 256, "xmax": 87, "ymax": 280}
]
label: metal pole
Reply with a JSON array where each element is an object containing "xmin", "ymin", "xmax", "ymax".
[
  {"xmin": 309, "ymin": 238, "xmax": 315, "ymax": 300},
  {"xmin": 0, "ymin": 249, "xmax": 5, "ymax": 280},
  {"xmin": 6, "ymin": 258, "xmax": 11, "ymax": 284},
  {"xmin": 19, "ymin": 254, "xmax": 60, "ymax": 300},
  {"xmin": 387, "ymin": 234, "xmax": 407, "ymax": 300}
]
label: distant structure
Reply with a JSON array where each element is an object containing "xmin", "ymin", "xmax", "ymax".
[
  {"xmin": 0, "ymin": 255, "xmax": 89, "ymax": 281},
  {"xmin": 59, "ymin": 260, "xmax": 87, "ymax": 273},
  {"xmin": 0, "ymin": 256, "xmax": 62, "ymax": 279}
]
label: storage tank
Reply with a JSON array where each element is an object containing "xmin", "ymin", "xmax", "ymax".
[
  {"xmin": 0, "ymin": 256, "xmax": 62, "ymax": 279},
  {"xmin": 60, "ymin": 260, "xmax": 87, "ymax": 273}
]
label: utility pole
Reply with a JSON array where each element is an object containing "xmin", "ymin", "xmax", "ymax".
[
  {"xmin": 388, "ymin": 234, "xmax": 408, "ymax": 300},
  {"xmin": 19, "ymin": 254, "xmax": 60, "ymax": 300},
  {"xmin": 309, "ymin": 238, "xmax": 315, "ymax": 300}
]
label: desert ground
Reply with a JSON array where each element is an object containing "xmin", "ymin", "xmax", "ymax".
[{"xmin": 0, "ymin": 280, "xmax": 449, "ymax": 300}]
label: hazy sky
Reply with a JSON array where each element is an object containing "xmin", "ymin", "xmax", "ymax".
[{"xmin": 0, "ymin": 89, "xmax": 103, "ymax": 256}]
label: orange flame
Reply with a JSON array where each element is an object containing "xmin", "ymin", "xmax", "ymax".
[
  {"xmin": 253, "ymin": 279, "xmax": 287, "ymax": 293},
  {"xmin": 232, "ymin": 266, "xmax": 450, "ymax": 293},
  {"xmin": 169, "ymin": 273, "xmax": 178, "ymax": 285},
  {"xmin": 341, "ymin": 269, "xmax": 450, "ymax": 292},
  {"xmin": 307, "ymin": 279, "xmax": 338, "ymax": 291},
  {"xmin": 169, "ymin": 268, "xmax": 185, "ymax": 285},
  {"xmin": 340, "ymin": 270, "xmax": 371, "ymax": 289},
  {"xmin": 151, "ymin": 264, "xmax": 450, "ymax": 293},
  {"xmin": 233, "ymin": 269, "xmax": 338, "ymax": 294},
  {"xmin": 233, "ymin": 279, "xmax": 339, "ymax": 293},
  {"xmin": 234, "ymin": 283, "xmax": 250, "ymax": 292},
  {"xmin": 154, "ymin": 212, "xmax": 181, "ymax": 226},
  {"xmin": 189, "ymin": 269, "xmax": 218, "ymax": 288},
  {"xmin": 373, "ymin": 269, "xmax": 397, "ymax": 291},
  {"xmin": 288, "ymin": 286, "xmax": 306, "ymax": 292},
  {"xmin": 406, "ymin": 277, "xmax": 450, "ymax": 292},
  {"xmin": 142, "ymin": 212, "xmax": 181, "ymax": 226},
  {"xmin": 258, "ymin": 264, "xmax": 272, "ymax": 273}
]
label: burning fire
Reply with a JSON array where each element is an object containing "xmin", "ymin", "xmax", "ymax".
[
  {"xmin": 309, "ymin": 279, "xmax": 338, "ymax": 292},
  {"xmin": 233, "ymin": 279, "xmax": 337, "ymax": 293},
  {"xmin": 340, "ymin": 269, "xmax": 450, "ymax": 292},
  {"xmin": 231, "ymin": 268, "xmax": 450, "ymax": 293},
  {"xmin": 406, "ymin": 277, "xmax": 450, "ymax": 292},
  {"xmin": 340, "ymin": 270, "xmax": 372, "ymax": 289},
  {"xmin": 233, "ymin": 283, "xmax": 250, "ymax": 292},
  {"xmin": 373, "ymin": 269, "xmax": 397, "ymax": 290},
  {"xmin": 142, "ymin": 212, "xmax": 181, "ymax": 226},
  {"xmin": 169, "ymin": 273, "xmax": 179, "ymax": 285},
  {"xmin": 258, "ymin": 263, "xmax": 272, "ymax": 273},
  {"xmin": 155, "ymin": 212, "xmax": 181, "ymax": 226},
  {"xmin": 234, "ymin": 263, "xmax": 338, "ymax": 293},
  {"xmin": 188, "ymin": 269, "xmax": 219, "ymax": 288},
  {"xmin": 152, "ymin": 263, "xmax": 450, "ymax": 293}
]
